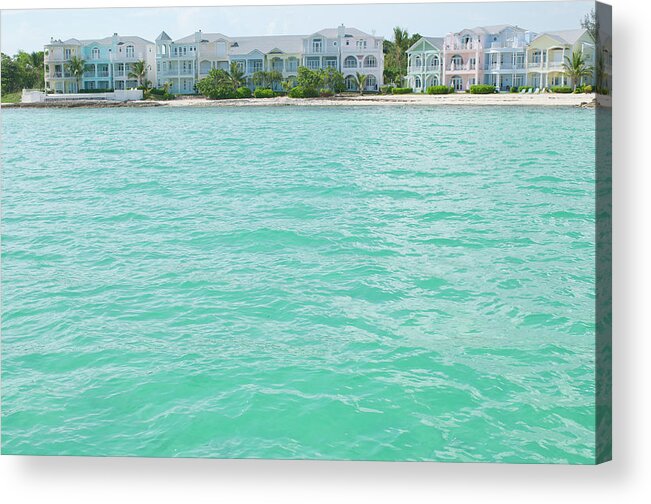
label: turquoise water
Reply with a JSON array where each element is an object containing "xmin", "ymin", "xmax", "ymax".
[{"xmin": 2, "ymin": 106, "xmax": 597, "ymax": 463}]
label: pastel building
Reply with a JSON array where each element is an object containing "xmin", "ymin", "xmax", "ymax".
[
  {"xmin": 441, "ymin": 25, "xmax": 536, "ymax": 91},
  {"xmin": 406, "ymin": 37, "xmax": 443, "ymax": 92},
  {"xmin": 526, "ymin": 29, "xmax": 595, "ymax": 88},
  {"xmin": 408, "ymin": 25, "xmax": 598, "ymax": 92},
  {"xmin": 154, "ymin": 25, "xmax": 384, "ymax": 94},
  {"xmin": 44, "ymin": 34, "xmax": 156, "ymax": 93}
]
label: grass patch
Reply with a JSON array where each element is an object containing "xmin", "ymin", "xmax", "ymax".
[{"xmin": 1, "ymin": 92, "xmax": 21, "ymax": 103}]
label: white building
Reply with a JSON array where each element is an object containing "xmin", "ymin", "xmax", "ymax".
[
  {"xmin": 155, "ymin": 25, "xmax": 384, "ymax": 94},
  {"xmin": 44, "ymin": 34, "xmax": 156, "ymax": 93}
]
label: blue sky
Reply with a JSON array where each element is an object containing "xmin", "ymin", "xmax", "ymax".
[{"xmin": 1, "ymin": 1, "xmax": 593, "ymax": 55}]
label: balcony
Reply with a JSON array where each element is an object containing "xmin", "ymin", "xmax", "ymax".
[{"xmin": 98, "ymin": 71, "xmax": 109, "ymax": 78}]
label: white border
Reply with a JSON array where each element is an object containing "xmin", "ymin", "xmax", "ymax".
[{"xmin": 1, "ymin": 1, "xmax": 650, "ymax": 503}]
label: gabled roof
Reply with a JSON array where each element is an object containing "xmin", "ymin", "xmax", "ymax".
[
  {"xmin": 538, "ymin": 29, "xmax": 591, "ymax": 45},
  {"xmin": 407, "ymin": 36, "xmax": 443, "ymax": 52},
  {"xmin": 471, "ymin": 24, "xmax": 515, "ymax": 35},
  {"xmin": 156, "ymin": 31, "xmax": 172, "ymax": 41}
]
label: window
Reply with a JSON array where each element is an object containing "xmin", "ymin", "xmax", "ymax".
[
  {"xmin": 324, "ymin": 57, "xmax": 337, "ymax": 68},
  {"xmin": 306, "ymin": 57, "xmax": 320, "ymax": 70},
  {"xmin": 92, "ymin": 47, "xmax": 100, "ymax": 59},
  {"xmin": 344, "ymin": 56, "xmax": 357, "ymax": 68},
  {"xmin": 430, "ymin": 55, "xmax": 440, "ymax": 68},
  {"xmin": 345, "ymin": 75, "xmax": 357, "ymax": 91},
  {"xmin": 356, "ymin": 40, "xmax": 367, "ymax": 50},
  {"xmin": 469, "ymin": 57, "xmax": 476, "ymax": 70},
  {"xmin": 531, "ymin": 50, "xmax": 542, "ymax": 64},
  {"xmin": 366, "ymin": 75, "xmax": 377, "ymax": 90},
  {"xmin": 64, "ymin": 48, "xmax": 72, "ymax": 59},
  {"xmin": 312, "ymin": 39, "xmax": 322, "ymax": 53},
  {"xmin": 126, "ymin": 45, "xmax": 134, "ymax": 58},
  {"xmin": 451, "ymin": 75, "xmax": 463, "ymax": 91},
  {"xmin": 415, "ymin": 76, "xmax": 422, "ymax": 89},
  {"xmin": 364, "ymin": 55, "xmax": 377, "ymax": 68},
  {"xmin": 451, "ymin": 55, "xmax": 463, "ymax": 68}
]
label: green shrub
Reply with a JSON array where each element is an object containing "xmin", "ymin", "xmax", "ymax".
[
  {"xmin": 551, "ymin": 86, "xmax": 572, "ymax": 93},
  {"xmin": 391, "ymin": 87, "xmax": 412, "ymax": 94},
  {"xmin": 236, "ymin": 86, "xmax": 252, "ymax": 98},
  {"xmin": 149, "ymin": 87, "xmax": 166, "ymax": 96},
  {"xmin": 288, "ymin": 86, "xmax": 319, "ymax": 98},
  {"xmin": 510, "ymin": 86, "xmax": 519, "ymax": 93},
  {"xmin": 426, "ymin": 85, "xmax": 450, "ymax": 95},
  {"xmin": 470, "ymin": 84, "xmax": 497, "ymax": 94},
  {"xmin": 598, "ymin": 87, "xmax": 609, "ymax": 95},
  {"xmin": 319, "ymin": 89, "xmax": 334, "ymax": 97},
  {"xmin": 253, "ymin": 87, "xmax": 274, "ymax": 98},
  {"xmin": 583, "ymin": 84, "xmax": 593, "ymax": 93},
  {"xmin": 380, "ymin": 85, "xmax": 394, "ymax": 94},
  {"xmin": 449, "ymin": 86, "xmax": 455, "ymax": 93}
]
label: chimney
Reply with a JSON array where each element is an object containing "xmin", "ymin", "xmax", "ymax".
[
  {"xmin": 338, "ymin": 24, "xmax": 345, "ymax": 39},
  {"xmin": 195, "ymin": 30, "xmax": 202, "ymax": 43}
]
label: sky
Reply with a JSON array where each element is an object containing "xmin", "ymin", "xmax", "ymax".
[{"xmin": 0, "ymin": 1, "xmax": 593, "ymax": 55}]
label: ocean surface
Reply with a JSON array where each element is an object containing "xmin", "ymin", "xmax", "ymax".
[{"xmin": 1, "ymin": 105, "xmax": 597, "ymax": 463}]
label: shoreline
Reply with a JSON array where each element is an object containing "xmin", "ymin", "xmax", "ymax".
[{"xmin": 2, "ymin": 92, "xmax": 607, "ymax": 109}]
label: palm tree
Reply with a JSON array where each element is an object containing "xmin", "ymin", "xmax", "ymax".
[
  {"xmin": 227, "ymin": 61, "xmax": 245, "ymax": 89},
  {"xmin": 354, "ymin": 72, "xmax": 368, "ymax": 95},
  {"xmin": 562, "ymin": 50, "xmax": 593, "ymax": 91},
  {"xmin": 65, "ymin": 56, "xmax": 85, "ymax": 93},
  {"xmin": 128, "ymin": 60, "xmax": 147, "ymax": 87},
  {"xmin": 281, "ymin": 78, "xmax": 294, "ymax": 94}
]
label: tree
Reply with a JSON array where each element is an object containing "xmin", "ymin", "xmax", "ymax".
[
  {"xmin": 128, "ymin": 60, "xmax": 147, "ymax": 86},
  {"xmin": 383, "ymin": 26, "xmax": 422, "ymax": 86},
  {"xmin": 196, "ymin": 68, "xmax": 237, "ymax": 99},
  {"xmin": 297, "ymin": 66, "xmax": 322, "ymax": 92},
  {"xmin": 65, "ymin": 55, "xmax": 85, "ymax": 92},
  {"xmin": 320, "ymin": 67, "xmax": 345, "ymax": 93},
  {"xmin": 581, "ymin": 8, "xmax": 599, "ymax": 46},
  {"xmin": 281, "ymin": 78, "xmax": 295, "ymax": 93},
  {"xmin": 581, "ymin": 8, "xmax": 603, "ymax": 91},
  {"xmin": 562, "ymin": 50, "xmax": 593, "ymax": 90},
  {"xmin": 227, "ymin": 61, "xmax": 245, "ymax": 89},
  {"xmin": 354, "ymin": 72, "xmax": 368, "ymax": 95}
]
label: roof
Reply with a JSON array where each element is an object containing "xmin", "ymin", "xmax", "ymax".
[
  {"xmin": 470, "ymin": 24, "xmax": 515, "ymax": 35},
  {"xmin": 228, "ymin": 35, "xmax": 305, "ymax": 55},
  {"xmin": 537, "ymin": 29, "xmax": 591, "ymax": 45},
  {"xmin": 173, "ymin": 32, "xmax": 229, "ymax": 43},
  {"xmin": 156, "ymin": 31, "xmax": 172, "ymax": 41},
  {"xmin": 407, "ymin": 36, "xmax": 443, "ymax": 52},
  {"xmin": 53, "ymin": 35, "xmax": 154, "ymax": 46},
  {"xmin": 171, "ymin": 32, "xmax": 305, "ymax": 54},
  {"xmin": 312, "ymin": 27, "xmax": 379, "ymax": 39}
]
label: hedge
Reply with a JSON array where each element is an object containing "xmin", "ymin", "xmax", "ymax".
[
  {"xmin": 551, "ymin": 86, "xmax": 572, "ymax": 93},
  {"xmin": 236, "ymin": 86, "xmax": 252, "ymax": 98},
  {"xmin": 380, "ymin": 85, "xmax": 394, "ymax": 94},
  {"xmin": 391, "ymin": 87, "xmax": 412, "ymax": 94},
  {"xmin": 253, "ymin": 87, "xmax": 275, "ymax": 98},
  {"xmin": 288, "ymin": 86, "xmax": 319, "ymax": 98},
  {"xmin": 470, "ymin": 84, "xmax": 497, "ymax": 94},
  {"xmin": 426, "ymin": 85, "xmax": 450, "ymax": 95}
]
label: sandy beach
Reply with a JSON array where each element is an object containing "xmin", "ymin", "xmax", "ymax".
[
  {"xmin": 159, "ymin": 92, "xmax": 600, "ymax": 108},
  {"xmin": 2, "ymin": 92, "xmax": 607, "ymax": 109}
]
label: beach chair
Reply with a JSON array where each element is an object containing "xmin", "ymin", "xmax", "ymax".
[
  {"xmin": 527, "ymin": 88, "xmax": 533, "ymax": 93},
  {"xmin": 520, "ymin": 88, "xmax": 526, "ymax": 94},
  {"xmin": 534, "ymin": 88, "xmax": 540, "ymax": 94}
]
